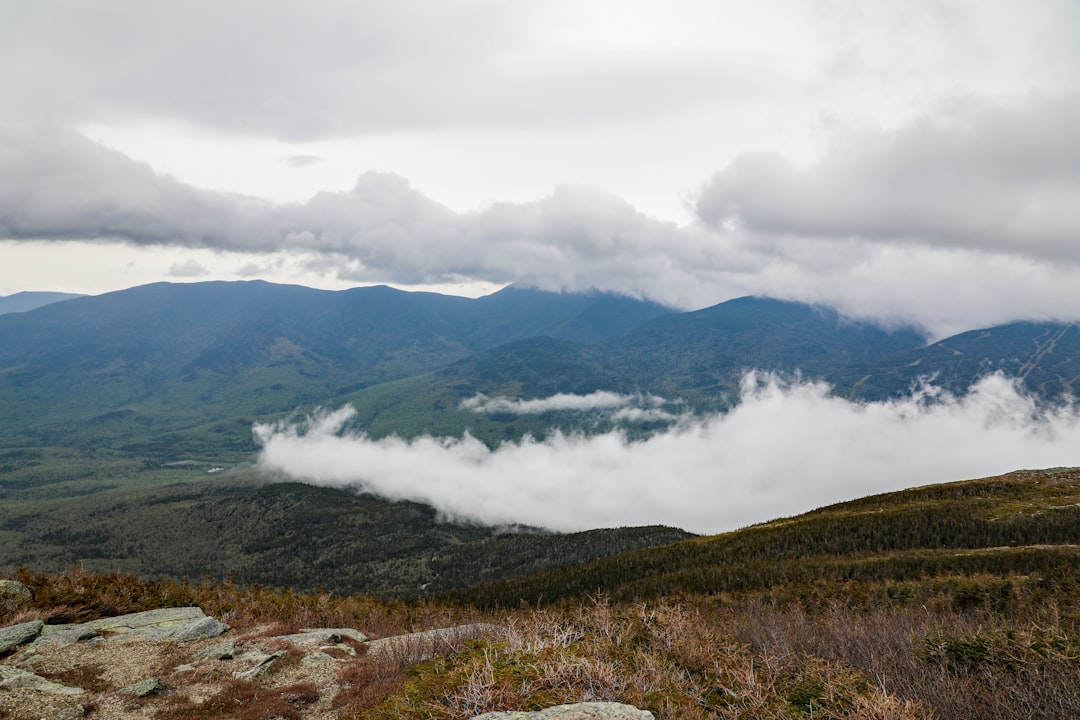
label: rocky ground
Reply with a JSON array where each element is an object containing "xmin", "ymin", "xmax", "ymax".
[
  {"xmin": 1, "ymin": 602, "xmax": 651, "ymax": 720},
  {"xmin": 0, "ymin": 605, "xmax": 498, "ymax": 720}
]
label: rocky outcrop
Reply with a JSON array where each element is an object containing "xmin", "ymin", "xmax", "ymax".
[
  {"xmin": 472, "ymin": 703, "xmax": 655, "ymax": 720},
  {"xmin": 2, "ymin": 608, "xmax": 509, "ymax": 720},
  {"xmin": 0, "ymin": 620, "xmax": 43, "ymax": 655},
  {"xmin": 0, "ymin": 580, "xmax": 33, "ymax": 613},
  {"xmin": 26, "ymin": 606, "xmax": 229, "ymax": 652},
  {"xmin": 0, "ymin": 665, "xmax": 85, "ymax": 695},
  {"xmin": 85, "ymin": 606, "xmax": 207, "ymax": 632}
]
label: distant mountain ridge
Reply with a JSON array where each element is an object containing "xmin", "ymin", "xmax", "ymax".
[
  {"xmin": 0, "ymin": 280, "xmax": 1077, "ymax": 455},
  {"xmin": 0, "ymin": 291, "xmax": 85, "ymax": 315}
]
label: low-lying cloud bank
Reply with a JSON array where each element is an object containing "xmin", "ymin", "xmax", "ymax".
[{"xmin": 254, "ymin": 373, "xmax": 1079, "ymax": 535}]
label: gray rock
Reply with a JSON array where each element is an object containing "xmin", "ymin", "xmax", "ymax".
[
  {"xmin": 0, "ymin": 580, "xmax": 33, "ymax": 613},
  {"xmin": 120, "ymin": 678, "xmax": 169, "ymax": 697},
  {"xmin": 366, "ymin": 623, "xmax": 500, "ymax": 664},
  {"xmin": 78, "ymin": 608, "xmax": 229, "ymax": 643},
  {"xmin": 193, "ymin": 639, "xmax": 241, "ymax": 661},
  {"xmin": 301, "ymin": 651, "xmax": 335, "ymax": 666},
  {"xmin": 28, "ymin": 624, "xmax": 100, "ymax": 650},
  {"xmin": 232, "ymin": 650, "xmax": 286, "ymax": 679},
  {"xmin": 274, "ymin": 627, "xmax": 368, "ymax": 647},
  {"xmin": 472, "ymin": 703, "xmax": 655, "ymax": 720},
  {"xmin": 84, "ymin": 606, "xmax": 206, "ymax": 633},
  {"xmin": 162, "ymin": 616, "xmax": 230, "ymax": 642},
  {"xmin": 54, "ymin": 705, "xmax": 87, "ymax": 719},
  {"xmin": 0, "ymin": 619, "xmax": 44, "ymax": 654},
  {"xmin": 0, "ymin": 665, "xmax": 85, "ymax": 695}
]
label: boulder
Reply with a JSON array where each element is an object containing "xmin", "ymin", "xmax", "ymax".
[
  {"xmin": 0, "ymin": 620, "xmax": 44, "ymax": 654},
  {"xmin": 74, "ymin": 607, "xmax": 229, "ymax": 643},
  {"xmin": 0, "ymin": 580, "xmax": 33, "ymax": 613},
  {"xmin": 153, "ymin": 616, "xmax": 230, "ymax": 642},
  {"xmin": 120, "ymin": 678, "xmax": 169, "ymax": 697},
  {"xmin": 83, "ymin": 607, "xmax": 207, "ymax": 633},
  {"xmin": 472, "ymin": 703, "xmax": 655, "ymax": 720}
]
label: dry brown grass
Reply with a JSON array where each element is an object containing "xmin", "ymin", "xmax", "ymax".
[
  {"xmin": 148, "ymin": 678, "xmax": 319, "ymax": 720},
  {"xmin": 718, "ymin": 598, "xmax": 1080, "ymax": 720},
  {"xmin": 356, "ymin": 599, "xmax": 929, "ymax": 720},
  {"xmin": 6, "ymin": 567, "xmax": 1079, "ymax": 720},
  {"xmin": 333, "ymin": 658, "xmax": 408, "ymax": 715}
]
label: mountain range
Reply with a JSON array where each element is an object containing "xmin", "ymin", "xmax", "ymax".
[
  {"xmin": 0, "ymin": 291, "xmax": 84, "ymax": 315},
  {"xmin": 0, "ymin": 280, "xmax": 1076, "ymax": 456},
  {"xmin": 3, "ymin": 281, "xmax": 1079, "ymax": 720}
]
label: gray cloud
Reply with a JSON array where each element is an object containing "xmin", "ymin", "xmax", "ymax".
[
  {"xmin": 0, "ymin": 2, "xmax": 779, "ymax": 140},
  {"xmin": 697, "ymin": 95, "xmax": 1080, "ymax": 260},
  {"xmin": 0, "ymin": 125, "xmax": 270, "ymax": 249},
  {"xmin": 256, "ymin": 374, "xmax": 1080, "ymax": 534},
  {"xmin": 167, "ymin": 258, "xmax": 210, "ymax": 277},
  {"xmin": 0, "ymin": 127, "xmax": 736, "ymax": 304},
  {"xmin": 4, "ymin": 120, "xmax": 1080, "ymax": 338}
]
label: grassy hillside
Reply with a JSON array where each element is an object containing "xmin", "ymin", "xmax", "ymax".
[
  {"xmin": 446, "ymin": 467, "xmax": 1080, "ymax": 606},
  {"xmin": 7, "ymin": 467, "xmax": 1080, "ymax": 720},
  {"xmin": 0, "ymin": 448, "xmax": 693, "ymax": 597}
]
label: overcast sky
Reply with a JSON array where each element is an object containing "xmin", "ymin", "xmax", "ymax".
[{"xmin": 2, "ymin": 0, "xmax": 1080, "ymax": 337}]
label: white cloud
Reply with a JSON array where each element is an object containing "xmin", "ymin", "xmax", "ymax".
[
  {"xmin": 255, "ymin": 373, "xmax": 1080, "ymax": 535},
  {"xmin": 460, "ymin": 391, "xmax": 674, "ymax": 417}
]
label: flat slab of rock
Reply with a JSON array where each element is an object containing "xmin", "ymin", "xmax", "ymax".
[
  {"xmin": 274, "ymin": 628, "xmax": 368, "ymax": 646},
  {"xmin": 0, "ymin": 620, "xmax": 44, "ymax": 654},
  {"xmin": 0, "ymin": 665, "xmax": 85, "ymax": 695},
  {"xmin": 83, "ymin": 607, "xmax": 207, "ymax": 633},
  {"xmin": 75, "ymin": 608, "xmax": 229, "ymax": 643},
  {"xmin": 30, "ymin": 624, "xmax": 101, "ymax": 651},
  {"xmin": 473, "ymin": 703, "xmax": 655, "ymax": 720},
  {"xmin": 24, "ymin": 608, "xmax": 228, "ymax": 653}
]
